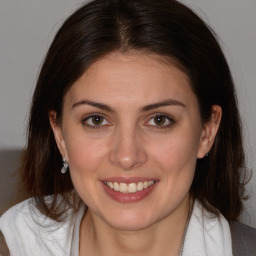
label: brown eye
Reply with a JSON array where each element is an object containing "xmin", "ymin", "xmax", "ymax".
[
  {"xmin": 153, "ymin": 115, "xmax": 167, "ymax": 126},
  {"xmin": 83, "ymin": 114, "xmax": 110, "ymax": 128},
  {"xmin": 146, "ymin": 114, "xmax": 174, "ymax": 129},
  {"xmin": 91, "ymin": 115, "xmax": 104, "ymax": 125}
]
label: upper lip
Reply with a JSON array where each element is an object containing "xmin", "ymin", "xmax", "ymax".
[{"xmin": 101, "ymin": 177, "xmax": 159, "ymax": 184}]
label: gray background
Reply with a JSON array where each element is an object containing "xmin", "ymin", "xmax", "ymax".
[{"xmin": 0, "ymin": 0, "xmax": 255, "ymax": 227}]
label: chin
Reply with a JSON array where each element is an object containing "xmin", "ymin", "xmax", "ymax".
[
  {"xmin": 108, "ymin": 218, "xmax": 153, "ymax": 231},
  {"xmin": 100, "ymin": 208, "xmax": 159, "ymax": 231}
]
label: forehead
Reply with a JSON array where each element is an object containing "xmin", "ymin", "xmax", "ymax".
[{"xmin": 64, "ymin": 52, "xmax": 197, "ymax": 110}]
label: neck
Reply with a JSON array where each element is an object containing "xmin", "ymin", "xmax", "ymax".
[{"xmin": 79, "ymin": 196, "xmax": 191, "ymax": 256}]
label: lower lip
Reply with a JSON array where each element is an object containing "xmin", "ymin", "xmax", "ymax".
[{"xmin": 102, "ymin": 182, "xmax": 157, "ymax": 203}]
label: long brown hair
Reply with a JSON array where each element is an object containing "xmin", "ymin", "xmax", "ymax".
[{"xmin": 20, "ymin": 0, "xmax": 246, "ymax": 221}]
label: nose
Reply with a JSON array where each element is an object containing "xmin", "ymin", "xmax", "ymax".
[{"xmin": 109, "ymin": 125, "xmax": 148, "ymax": 170}]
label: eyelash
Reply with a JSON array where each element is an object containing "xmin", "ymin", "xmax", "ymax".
[
  {"xmin": 82, "ymin": 113, "xmax": 175, "ymax": 130},
  {"xmin": 145, "ymin": 113, "xmax": 175, "ymax": 129},
  {"xmin": 82, "ymin": 114, "xmax": 111, "ymax": 129}
]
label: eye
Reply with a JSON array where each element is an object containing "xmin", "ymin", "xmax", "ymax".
[
  {"xmin": 146, "ymin": 114, "xmax": 174, "ymax": 128},
  {"xmin": 83, "ymin": 114, "xmax": 110, "ymax": 128}
]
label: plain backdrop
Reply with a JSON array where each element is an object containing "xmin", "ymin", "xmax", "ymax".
[{"xmin": 0, "ymin": 0, "xmax": 255, "ymax": 227}]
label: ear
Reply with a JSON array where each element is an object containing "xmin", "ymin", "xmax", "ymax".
[
  {"xmin": 49, "ymin": 111, "xmax": 69, "ymax": 161},
  {"xmin": 197, "ymin": 105, "xmax": 222, "ymax": 158}
]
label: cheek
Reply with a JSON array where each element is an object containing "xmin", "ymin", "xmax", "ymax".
[
  {"xmin": 65, "ymin": 136, "xmax": 109, "ymax": 206},
  {"xmin": 148, "ymin": 128, "xmax": 200, "ymax": 197},
  {"xmin": 150, "ymin": 129, "xmax": 200, "ymax": 170},
  {"xmin": 151, "ymin": 134, "xmax": 199, "ymax": 201},
  {"xmin": 65, "ymin": 135, "xmax": 107, "ymax": 176}
]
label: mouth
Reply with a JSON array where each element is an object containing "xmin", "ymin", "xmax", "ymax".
[
  {"xmin": 101, "ymin": 178, "xmax": 158, "ymax": 203},
  {"xmin": 103, "ymin": 180, "xmax": 156, "ymax": 194}
]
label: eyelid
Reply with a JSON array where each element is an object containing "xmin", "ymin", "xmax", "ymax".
[
  {"xmin": 144, "ymin": 113, "xmax": 175, "ymax": 128},
  {"xmin": 82, "ymin": 113, "xmax": 111, "ymax": 129}
]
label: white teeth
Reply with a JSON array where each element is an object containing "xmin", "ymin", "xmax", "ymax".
[
  {"xmin": 107, "ymin": 182, "xmax": 114, "ymax": 189},
  {"xmin": 137, "ymin": 182, "xmax": 144, "ymax": 191},
  {"xmin": 143, "ymin": 181, "xmax": 149, "ymax": 189},
  {"xmin": 105, "ymin": 180, "xmax": 155, "ymax": 193},
  {"xmin": 119, "ymin": 183, "xmax": 128, "ymax": 193},
  {"xmin": 128, "ymin": 183, "xmax": 137, "ymax": 193},
  {"xmin": 113, "ymin": 182, "xmax": 119, "ymax": 191}
]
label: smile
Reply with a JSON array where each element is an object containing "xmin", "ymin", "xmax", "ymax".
[{"xmin": 104, "ymin": 181, "xmax": 156, "ymax": 193}]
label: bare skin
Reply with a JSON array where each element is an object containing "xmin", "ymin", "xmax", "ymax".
[
  {"xmin": 79, "ymin": 194, "xmax": 190, "ymax": 256},
  {"xmin": 50, "ymin": 52, "xmax": 221, "ymax": 256}
]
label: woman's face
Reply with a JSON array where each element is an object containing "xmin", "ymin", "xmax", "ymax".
[{"xmin": 51, "ymin": 52, "xmax": 219, "ymax": 230}]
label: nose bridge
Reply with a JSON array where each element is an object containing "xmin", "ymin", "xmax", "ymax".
[{"xmin": 109, "ymin": 121, "xmax": 147, "ymax": 170}]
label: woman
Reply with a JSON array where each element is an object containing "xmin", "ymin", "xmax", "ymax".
[{"xmin": 0, "ymin": 0, "xmax": 255, "ymax": 255}]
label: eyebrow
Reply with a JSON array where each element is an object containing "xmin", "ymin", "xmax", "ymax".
[
  {"xmin": 141, "ymin": 99, "xmax": 186, "ymax": 111},
  {"xmin": 71, "ymin": 99, "xmax": 186, "ymax": 112},
  {"xmin": 72, "ymin": 100, "xmax": 115, "ymax": 112}
]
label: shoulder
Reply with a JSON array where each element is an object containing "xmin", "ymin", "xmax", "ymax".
[
  {"xmin": 0, "ymin": 197, "xmax": 77, "ymax": 256},
  {"xmin": 230, "ymin": 221, "xmax": 256, "ymax": 256},
  {"xmin": 0, "ymin": 199, "xmax": 37, "ymax": 255},
  {"xmin": 0, "ymin": 230, "xmax": 10, "ymax": 256},
  {"xmin": 0, "ymin": 198, "xmax": 35, "ymax": 234},
  {"xmin": 1, "ymin": 197, "xmax": 32, "ymax": 219}
]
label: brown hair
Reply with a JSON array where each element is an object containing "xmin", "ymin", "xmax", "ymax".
[{"xmin": 20, "ymin": 0, "xmax": 246, "ymax": 221}]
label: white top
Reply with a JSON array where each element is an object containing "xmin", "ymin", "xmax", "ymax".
[
  {"xmin": 0, "ymin": 198, "xmax": 85, "ymax": 256},
  {"xmin": 0, "ymin": 198, "xmax": 233, "ymax": 256}
]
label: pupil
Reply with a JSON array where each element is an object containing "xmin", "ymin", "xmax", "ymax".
[
  {"xmin": 154, "ymin": 116, "xmax": 165, "ymax": 125},
  {"xmin": 92, "ymin": 115, "xmax": 103, "ymax": 125}
]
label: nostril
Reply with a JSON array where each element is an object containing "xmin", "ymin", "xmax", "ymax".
[
  {"xmin": 108, "ymin": 130, "xmax": 148, "ymax": 170},
  {"xmin": 109, "ymin": 150, "xmax": 148, "ymax": 170}
]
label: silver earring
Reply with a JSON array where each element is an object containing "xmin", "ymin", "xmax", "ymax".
[{"xmin": 61, "ymin": 158, "xmax": 69, "ymax": 174}]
